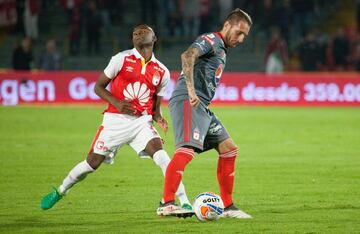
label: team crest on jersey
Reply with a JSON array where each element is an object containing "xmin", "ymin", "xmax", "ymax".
[
  {"xmin": 123, "ymin": 81, "xmax": 150, "ymax": 106},
  {"xmin": 193, "ymin": 128, "xmax": 200, "ymax": 140},
  {"xmin": 215, "ymin": 64, "xmax": 223, "ymax": 84},
  {"xmin": 152, "ymin": 71, "xmax": 161, "ymax": 85}
]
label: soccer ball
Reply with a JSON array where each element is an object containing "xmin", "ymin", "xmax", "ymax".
[{"xmin": 193, "ymin": 192, "xmax": 224, "ymax": 221}]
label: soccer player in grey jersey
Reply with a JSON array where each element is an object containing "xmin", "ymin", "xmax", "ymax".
[{"xmin": 157, "ymin": 9, "xmax": 253, "ymax": 219}]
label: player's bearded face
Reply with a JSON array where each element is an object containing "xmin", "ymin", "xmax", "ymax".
[
  {"xmin": 225, "ymin": 21, "xmax": 250, "ymax": 48},
  {"xmin": 132, "ymin": 27, "xmax": 156, "ymax": 46}
]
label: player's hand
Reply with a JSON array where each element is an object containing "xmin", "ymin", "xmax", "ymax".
[
  {"xmin": 188, "ymin": 89, "xmax": 200, "ymax": 107},
  {"xmin": 155, "ymin": 116, "xmax": 168, "ymax": 134},
  {"xmin": 113, "ymin": 100, "xmax": 136, "ymax": 115}
]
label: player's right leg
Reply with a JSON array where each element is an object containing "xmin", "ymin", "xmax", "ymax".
[
  {"xmin": 158, "ymin": 146, "xmax": 195, "ymax": 217},
  {"xmin": 40, "ymin": 152, "xmax": 104, "ymax": 210},
  {"xmin": 158, "ymin": 98, "xmax": 211, "ymax": 217}
]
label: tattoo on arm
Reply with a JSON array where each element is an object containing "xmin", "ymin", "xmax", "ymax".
[{"xmin": 181, "ymin": 48, "xmax": 199, "ymax": 92}]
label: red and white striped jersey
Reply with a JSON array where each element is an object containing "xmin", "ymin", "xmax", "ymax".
[{"xmin": 103, "ymin": 48, "xmax": 170, "ymax": 116}]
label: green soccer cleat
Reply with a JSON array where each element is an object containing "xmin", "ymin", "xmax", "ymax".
[
  {"xmin": 181, "ymin": 203, "xmax": 193, "ymax": 211},
  {"xmin": 40, "ymin": 187, "xmax": 63, "ymax": 210}
]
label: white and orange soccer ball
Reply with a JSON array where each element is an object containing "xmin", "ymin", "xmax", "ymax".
[{"xmin": 193, "ymin": 192, "xmax": 224, "ymax": 222}]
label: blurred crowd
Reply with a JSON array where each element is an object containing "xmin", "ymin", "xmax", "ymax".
[{"xmin": 4, "ymin": 0, "xmax": 360, "ymax": 72}]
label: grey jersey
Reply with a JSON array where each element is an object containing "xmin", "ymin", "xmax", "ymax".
[{"xmin": 170, "ymin": 32, "xmax": 227, "ymax": 106}]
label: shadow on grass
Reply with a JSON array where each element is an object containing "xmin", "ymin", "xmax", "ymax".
[{"xmin": 0, "ymin": 216, "xmax": 92, "ymax": 232}]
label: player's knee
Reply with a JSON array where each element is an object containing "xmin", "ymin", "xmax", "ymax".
[
  {"xmin": 218, "ymin": 138, "xmax": 238, "ymax": 154},
  {"xmin": 144, "ymin": 138, "xmax": 163, "ymax": 157},
  {"xmin": 86, "ymin": 153, "xmax": 105, "ymax": 170}
]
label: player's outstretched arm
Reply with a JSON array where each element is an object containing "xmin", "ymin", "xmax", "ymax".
[
  {"xmin": 181, "ymin": 47, "xmax": 200, "ymax": 107},
  {"xmin": 152, "ymin": 94, "xmax": 168, "ymax": 133},
  {"xmin": 94, "ymin": 73, "xmax": 136, "ymax": 115}
]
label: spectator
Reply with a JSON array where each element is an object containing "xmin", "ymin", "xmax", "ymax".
[
  {"xmin": 99, "ymin": 0, "xmax": 113, "ymax": 35},
  {"xmin": 141, "ymin": 0, "xmax": 157, "ymax": 28},
  {"xmin": 68, "ymin": 7, "xmax": 82, "ymax": 56},
  {"xmin": 165, "ymin": 0, "xmax": 183, "ymax": 37},
  {"xmin": 60, "ymin": 0, "xmax": 82, "ymax": 24},
  {"xmin": 85, "ymin": 0, "xmax": 102, "ymax": 55},
  {"xmin": 274, "ymin": 0, "xmax": 292, "ymax": 46},
  {"xmin": 39, "ymin": 39, "xmax": 62, "ymax": 71},
  {"xmin": 24, "ymin": 0, "xmax": 39, "ymax": 40},
  {"xmin": 15, "ymin": 0, "xmax": 25, "ymax": 35},
  {"xmin": 357, "ymin": 0, "xmax": 360, "ymax": 33},
  {"xmin": 264, "ymin": 27, "xmax": 288, "ymax": 74},
  {"xmin": 355, "ymin": 33, "xmax": 360, "ymax": 71},
  {"xmin": 182, "ymin": 0, "xmax": 201, "ymax": 38},
  {"xmin": 291, "ymin": 0, "xmax": 314, "ymax": 38},
  {"xmin": 314, "ymin": 29, "xmax": 329, "ymax": 70},
  {"xmin": 257, "ymin": 0, "xmax": 275, "ymax": 41},
  {"xmin": 298, "ymin": 31, "xmax": 320, "ymax": 71},
  {"xmin": 199, "ymin": 0, "xmax": 211, "ymax": 34},
  {"xmin": 219, "ymin": 0, "xmax": 233, "ymax": 22},
  {"xmin": 332, "ymin": 28, "xmax": 350, "ymax": 70},
  {"xmin": 12, "ymin": 37, "xmax": 33, "ymax": 70}
]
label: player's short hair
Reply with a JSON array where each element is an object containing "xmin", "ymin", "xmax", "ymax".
[
  {"xmin": 132, "ymin": 23, "xmax": 154, "ymax": 34},
  {"xmin": 225, "ymin": 8, "xmax": 252, "ymax": 27}
]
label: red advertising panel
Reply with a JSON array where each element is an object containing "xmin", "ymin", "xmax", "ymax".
[{"xmin": 0, "ymin": 71, "xmax": 359, "ymax": 106}]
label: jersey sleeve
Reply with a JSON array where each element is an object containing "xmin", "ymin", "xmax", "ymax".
[
  {"xmin": 103, "ymin": 53, "xmax": 125, "ymax": 79},
  {"xmin": 189, "ymin": 34, "xmax": 215, "ymax": 57},
  {"xmin": 157, "ymin": 68, "xmax": 170, "ymax": 97}
]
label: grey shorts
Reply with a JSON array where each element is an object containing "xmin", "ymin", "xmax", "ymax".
[{"xmin": 169, "ymin": 97, "xmax": 229, "ymax": 153}]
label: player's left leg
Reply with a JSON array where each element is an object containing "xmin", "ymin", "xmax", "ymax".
[{"xmin": 216, "ymin": 138, "xmax": 252, "ymax": 219}]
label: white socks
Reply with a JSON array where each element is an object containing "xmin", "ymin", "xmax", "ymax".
[
  {"xmin": 59, "ymin": 160, "xmax": 95, "ymax": 194},
  {"xmin": 57, "ymin": 151, "xmax": 191, "ymax": 206},
  {"xmin": 153, "ymin": 150, "xmax": 191, "ymax": 206}
]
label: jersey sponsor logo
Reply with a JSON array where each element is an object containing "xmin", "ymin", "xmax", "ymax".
[
  {"xmin": 125, "ymin": 57, "xmax": 137, "ymax": 63},
  {"xmin": 215, "ymin": 64, "xmax": 223, "ymax": 84},
  {"xmin": 125, "ymin": 66, "xmax": 134, "ymax": 72},
  {"xmin": 152, "ymin": 71, "xmax": 161, "ymax": 85},
  {"xmin": 123, "ymin": 81, "xmax": 150, "ymax": 106}
]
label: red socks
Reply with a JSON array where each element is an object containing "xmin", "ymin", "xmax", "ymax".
[
  {"xmin": 162, "ymin": 147, "xmax": 237, "ymax": 207},
  {"xmin": 217, "ymin": 148, "xmax": 237, "ymax": 208},
  {"xmin": 163, "ymin": 147, "xmax": 194, "ymax": 203}
]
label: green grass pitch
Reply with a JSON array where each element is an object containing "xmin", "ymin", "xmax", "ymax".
[{"xmin": 0, "ymin": 105, "xmax": 359, "ymax": 233}]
